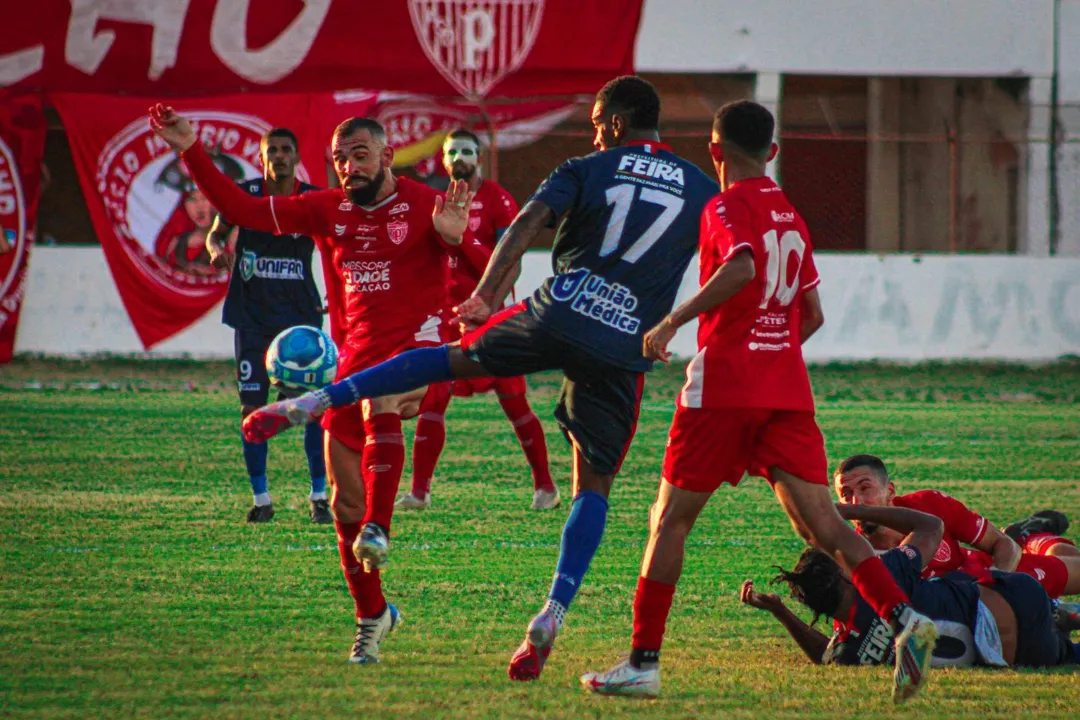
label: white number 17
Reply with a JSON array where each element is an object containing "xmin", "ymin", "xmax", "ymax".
[{"xmin": 600, "ymin": 183, "xmax": 685, "ymax": 263}]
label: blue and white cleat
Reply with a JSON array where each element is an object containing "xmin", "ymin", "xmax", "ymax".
[
  {"xmin": 893, "ymin": 610, "xmax": 938, "ymax": 704},
  {"xmin": 348, "ymin": 602, "xmax": 401, "ymax": 665},
  {"xmin": 353, "ymin": 522, "xmax": 390, "ymax": 572},
  {"xmin": 580, "ymin": 658, "xmax": 660, "ymax": 698}
]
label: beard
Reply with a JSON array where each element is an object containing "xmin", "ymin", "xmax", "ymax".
[
  {"xmin": 450, "ymin": 163, "xmax": 477, "ymax": 181},
  {"xmin": 345, "ymin": 164, "xmax": 386, "ymax": 206}
]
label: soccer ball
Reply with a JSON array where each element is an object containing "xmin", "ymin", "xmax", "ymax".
[{"xmin": 265, "ymin": 325, "xmax": 338, "ymax": 391}]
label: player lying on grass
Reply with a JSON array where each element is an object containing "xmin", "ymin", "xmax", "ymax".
[
  {"xmin": 835, "ymin": 454, "xmax": 1080, "ymax": 599},
  {"xmin": 579, "ymin": 101, "xmax": 937, "ymax": 704},
  {"xmin": 747, "ymin": 502, "xmax": 1080, "ymax": 669}
]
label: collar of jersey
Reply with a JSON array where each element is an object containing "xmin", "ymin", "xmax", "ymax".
[
  {"xmin": 623, "ymin": 140, "xmax": 673, "ymax": 153},
  {"xmin": 357, "ymin": 191, "xmax": 400, "ymax": 212},
  {"xmin": 727, "ymin": 176, "xmax": 776, "ymax": 192}
]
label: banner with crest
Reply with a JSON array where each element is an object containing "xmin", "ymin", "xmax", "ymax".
[
  {"xmin": 51, "ymin": 93, "xmax": 314, "ymax": 349},
  {"xmin": 0, "ymin": 92, "xmax": 47, "ymax": 363},
  {"xmin": 4, "ymin": 1, "xmax": 641, "ymax": 99}
]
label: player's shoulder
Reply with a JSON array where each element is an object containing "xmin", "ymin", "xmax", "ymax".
[
  {"xmin": 396, "ymin": 176, "xmax": 441, "ymax": 205},
  {"xmin": 297, "ymin": 181, "xmax": 321, "ymax": 195},
  {"xmin": 896, "ymin": 489, "xmax": 953, "ymax": 509}
]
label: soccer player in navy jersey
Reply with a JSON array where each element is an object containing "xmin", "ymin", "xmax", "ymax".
[
  {"xmin": 205, "ymin": 128, "xmax": 330, "ymax": 524},
  {"xmin": 242, "ymin": 75, "xmax": 720, "ymax": 680}
]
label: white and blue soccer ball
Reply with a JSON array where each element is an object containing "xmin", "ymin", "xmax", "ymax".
[{"xmin": 265, "ymin": 325, "xmax": 338, "ymax": 391}]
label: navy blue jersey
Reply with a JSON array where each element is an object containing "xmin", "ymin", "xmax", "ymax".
[
  {"xmin": 824, "ymin": 546, "xmax": 980, "ymax": 666},
  {"xmin": 221, "ymin": 178, "xmax": 323, "ymax": 332},
  {"xmin": 527, "ymin": 141, "xmax": 718, "ymax": 371}
]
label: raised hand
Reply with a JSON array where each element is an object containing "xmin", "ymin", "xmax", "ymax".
[
  {"xmin": 432, "ymin": 179, "xmax": 474, "ymax": 245},
  {"xmin": 148, "ymin": 103, "xmax": 197, "ymax": 152}
]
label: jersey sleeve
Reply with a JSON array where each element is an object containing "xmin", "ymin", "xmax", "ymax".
[
  {"xmin": 182, "ymin": 144, "xmax": 328, "ymax": 237},
  {"xmin": 492, "ymin": 186, "xmax": 520, "ymax": 231},
  {"xmin": 708, "ymin": 195, "xmax": 756, "ymax": 262},
  {"xmin": 529, "ymin": 157, "xmax": 585, "ymax": 225},
  {"xmin": 881, "ymin": 546, "xmax": 923, "ymax": 596},
  {"xmin": 913, "ymin": 490, "xmax": 989, "ymax": 546},
  {"xmin": 800, "ymin": 245, "xmax": 821, "ymax": 291},
  {"xmin": 456, "ymin": 230, "xmax": 492, "ymax": 274}
]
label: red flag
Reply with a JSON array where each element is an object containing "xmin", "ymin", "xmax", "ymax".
[{"xmin": 0, "ymin": 91, "xmax": 46, "ymax": 363}]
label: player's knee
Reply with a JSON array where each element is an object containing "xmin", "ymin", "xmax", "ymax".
[
  {"xmin": 330, "ymin": 493, "xmax": 365, "ymax": 524},
  {"xmin": 650, "ymin": 501, "xmax": 695, "ymax": 539}
]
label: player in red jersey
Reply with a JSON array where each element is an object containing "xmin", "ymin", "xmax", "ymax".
[
  {"xmin": 582, "ymin": 102, "xmax": 938, "ymax": 703},
  {"xmin": 835, "ymin": 454, "xmax": 1080, "ymax": 598},
  {"xmin": 149, "ymin": 105, "xmax": 472, "ymax": 665},
  {"xmin": 397, "ymin": 130, "xmax": 559, "ymax": 511}
]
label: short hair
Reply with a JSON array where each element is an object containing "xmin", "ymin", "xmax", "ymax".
[
  {"xmin": 333, "ymin": 117, "xmax": 387, "ymax": 146},
  {"xmin": 713, "ymin": 101, "xmax": 774, "ymax": 158},
  {"xmin": 261, "ymin": 127, "xmax": 298, "ymax": 151},
  {"xmin": 772, "ymin": 548, "xmax": 846, "ymax": 625},
  {"xmin": 595, "ymin": 75, "xmax": 661, "ymax": 131},
  {"xmin": 446, "ymin": 128, "xmax": 481, "ymax": 146},
  {"xmin": 835, "ymin": 454, "xmax": 890, "ymax": 484}
]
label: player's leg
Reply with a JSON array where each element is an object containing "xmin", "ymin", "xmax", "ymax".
[
  {"xmin": 987, "ymin": 572, "xmax": 1075, "ymax": 667},
  {"xmin": 493, "ymin": 376, "xmax": 558, "ymax": 509},
  {"xmin": 236, "ymin": 330, "xmax": 273, "ymax": 522},
  {"xmin": 400, "ymin": 381, "xmax": 453, "ymax": 509},
  {"xmin": 1024, "ymin": 531, "xmax": 1080, "ymax": 558},
  {"xmin": 1004, "ymin": 510, "xmax": 1069, "ymax": 545},
  {"xmin": 325, "ymin": 429, "xmax": 400, "ymax": 664},
  {"xmin": 303, "ymin": 420, "xmax": 331, "ymax": 523},
  {"xmin": 1017, "ymin": 552, "xmax": 1080, "ymax": 597},
  {"xmin": 509, "ymin": 368, "xmax": 644, "ymax": 681}
]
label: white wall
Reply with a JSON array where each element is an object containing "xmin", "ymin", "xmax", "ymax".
[{"xmin": 16, "ymin": 248, "xmax": 1080, "ymax": 362}]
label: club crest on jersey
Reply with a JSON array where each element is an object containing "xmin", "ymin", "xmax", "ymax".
[
  {"xmin": 239, "ymin": 249, "xmax": 256, "ymax": 281},
  {"xmin": 0, "ymin": 136, "xmax": 28, "ymax": 318},
  {"xmin": 468, "ymin": 215, "xmax": 482, "ymax": 232},
  {"xmin": 387, "ymin": 219, "xmax": 409, "ymax": 244},
  {"xmin": 408, "ymin": 0, "xmax": 545, "ymax": 98}
]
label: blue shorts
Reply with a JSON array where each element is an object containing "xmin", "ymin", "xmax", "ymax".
[
  {"xmin": 989, "ymin": 570, "xmax": 1075, "ymax": 667},
  {"xmin": 233, "ymin": 329, "xmax": 302, "ymax": 408}
]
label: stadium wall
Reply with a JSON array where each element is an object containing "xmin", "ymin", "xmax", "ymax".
[{"xmin": 17, "ymin": 248, "xmax": 1080, "ymax": 362}]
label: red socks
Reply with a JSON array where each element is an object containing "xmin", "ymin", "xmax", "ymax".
[
  {"xmin": 498, "ymin": 394, "xmax": 555, "ymax": 491},
  {"xmin": 334, "ymin": 519, "xmax": 385, "ymax": 618},
  {"xmin": 631, "ymin": 576, "xmax": 676, "ymax": 654},
  {"xmin": 411, "ymin": 383, "xmax": 452, "ymax": 498},
  {"xmin": 852, "ymin": 555, "xmax": 909, "ymax": 621},
  {"xmin": 362, "ymin": 413, "xmax": 405, "ymax": 531}
]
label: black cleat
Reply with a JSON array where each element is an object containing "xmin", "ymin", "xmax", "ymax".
[
  {"xmin": 310, "ymin": 498, "xmax": 333, "ymax": 524},
  {"xmin": 1053, "ymin": 600, "xmax": 1080, "ymax": 633},
  {"xmin": 246, "ymin": 504, "xmax": 275, "ymax": 523},
  {"xmin": 1004, "ymin": 510, "xmax": 1069, "ymax": 544}
]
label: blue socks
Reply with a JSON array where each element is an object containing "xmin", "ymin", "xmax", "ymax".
[
  {"xmin": 322, "ymin": 345, "xmax": 452, "ymax": 408},
  {"xmin": 548, "ymin": 491, "xmax": 610, "ymax": 610},
  {"xmin": 304, "ymin": 422, "xmax": 327, "ymax": 498},
  {"xmin": 242, "ymin": 435, "xmax": 270, "ymax": 504}
]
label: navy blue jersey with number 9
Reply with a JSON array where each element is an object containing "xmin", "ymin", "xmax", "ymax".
[{"xmin": 527, "ymin": 141, "xmax": 718, "ymax": 371}]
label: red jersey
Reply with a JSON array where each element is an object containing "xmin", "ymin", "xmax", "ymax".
[
  {"xmin": 182, "ymin": 144, "xmax": 450, "ymax": 377},
  {"xmin": 891, "ymin": 490, "xmax": 989, "ymax": 578},
  {"xmin": 678, "ymin": 177, "xmax": 820, "ymax": 411},
  {"xmin": 446, "ymin": 179, "xmax": 518, "ymax": 307}
]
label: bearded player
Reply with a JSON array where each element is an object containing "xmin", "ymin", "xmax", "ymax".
[
  {"xmin": 835, "ymin": 454, "xmax": 1080, "ymax": 599},
  {"xmin": 581, "ymin": 101, "xmax": 937, "ymax": 704},
  {"xmin": 149, "ymin": 104, "xmax": 472, "ymax": 665},
  {"xmin": 398, "ymin": 129, "xmax": 559, "ymax": 511},
  {"xmin": 204, "ymin": 127, "xmax": 330, "ymax": 525},
  {"xmin": 242, "ymin": 76, "xmax": 721, "ymax": 681}
]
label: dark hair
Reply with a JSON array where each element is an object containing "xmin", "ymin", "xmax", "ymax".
[
  {"xmin": 772, "ymin": 548, "xmax": 847, "ymax": 625},
  {"xmin": 595, "ymin": 75, "xmax": 661, "ymax": 130},
  {"xmin": 446, "ymin": 128, "xmax": 481, "ymax": 146},
  {"xmin": 713, "ymin": 101, "xmax": 774, "ymax": 158},
  {"xmin": 835, "ymin": 454, "xmax": 890, "ymax": 484},
  {"xmin": 261, "ymin": 127, "xmax": 298, "ymax": 151},
  {"xmin": 333, "ymin": 117, "xmax": 387, "ymax": 145}
]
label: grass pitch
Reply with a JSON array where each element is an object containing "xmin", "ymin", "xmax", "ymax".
[{"xmin": 2, "ymin": 357, "xmax": 1079, "ymax": 718}]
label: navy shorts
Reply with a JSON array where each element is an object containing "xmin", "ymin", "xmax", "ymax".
[
  {"xmin": 461, "ymin": 302, "xmax": 644, "ymax": 475},
  {"xmin": 989, "ymin": 570, "xmax": 1075, "ymax": 667},
  {"xmin": 233, "ymin": 328, "xmax": 302, "ymax": 407}
]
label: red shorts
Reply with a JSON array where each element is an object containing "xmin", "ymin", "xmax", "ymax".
[
  {"xmin": 1016, "ymin": 553, "xmax": 1069, "ymax": 599},
  {"xmin": 663, "ymin": 406, "xmax": 828, "ymax": 493},
  {"xmin": 452, "ymin": 375, "xmax": 528, "ymax": 397},
  {"xmin": 1024, "ymin": 532, "xmax": 1076, "ymax": 556}
]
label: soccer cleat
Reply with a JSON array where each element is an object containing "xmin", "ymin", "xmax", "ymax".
[
  {"xmin": 1004, "ymin": 510, "xmax": 1070, "ymax": 544},
  {"xmin": 353, "ymin": 522, "xmax": 390, "ymax": 572},
  {"xmin": 892, "ymin": 610, "xmax": 938, "ymax": 704},
  {"xmin": 508, "ymin": 610, "xmax": 557, "ymax": 681},
  {"xmin": 531, "ymin": 487, "xmax": 561, "ymax": 511},
  {"xmin": 309, "ymin": 498, "xmax": 333, "ymax": 524},
  {"xmin": 242, "ymin": 393, "xmax": 326, "ymax": 443},
  {"xmin": 246, "ymin": 504, "xmax": 275, "ymax": 523},
  {"xmin": 348, "ymin": 602, "xmax": 401, "ymax": 665},
  {"xmin": 580, "ymin": 658, "xmax": 661, "ymax": 698},
  {"xmin": 395, "ymin": 492, "xmax": 431, "ymax": 510},
  {"xmin": 1053, "ymin": 600, "xmax": 1080, "ymax": 633}
]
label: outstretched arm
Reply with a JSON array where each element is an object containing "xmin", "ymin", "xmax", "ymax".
[
  {"xmin": 836, "ymin": 503, "xmax": 944, "ymax": 571},
  {"xmin": 740, "ymin": 580, "xmax": 830, "ymax": 664}
]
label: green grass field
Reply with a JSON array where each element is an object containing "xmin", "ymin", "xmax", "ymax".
[{"xmin": 2, "ymin": 358, "xmax": 1079, "ymax": 719}]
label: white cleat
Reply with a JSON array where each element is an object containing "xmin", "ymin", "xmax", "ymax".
[
  {"xmin": 893, "ymin": 610, "xmax": 938, "ymax": 704},
  {"xmin": 395, "ymin": 492, "xmax": 431, "ymax": 510},
  {"xmin": 531, "ymin": 487, "xmax": 561, "ymax": 510},
  {"xmin": 353, "ymin": 522, "xmax": 390, "ymax": 572},
  {"xmin": 581, "ymin": 658, "xmax": 660, "ymax": 698},
  {"xmin": 348, "ymin": 602, "xmax": 401, "ymax": 665}
]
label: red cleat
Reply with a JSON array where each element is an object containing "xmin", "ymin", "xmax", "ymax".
[
  {"xmin": 507, "ymin": 610, "xmax": 556, "ymax": 681},
  {"xmin": 241, "ymin": 395, "xmax": 324, "ymax": 443}
]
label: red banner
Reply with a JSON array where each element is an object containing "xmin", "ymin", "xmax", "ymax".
[
  {"xmin": 52, "ymin": 93, "xmax": 316, "ymax": 349},
  {"xmin": 0, "ymin": 92, "xmax": 46, "ymax": 363},
  {"xmin": 3, "ymin": 1, "xmax": 641, "ymax": 99}
]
